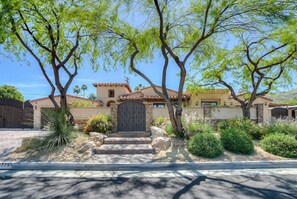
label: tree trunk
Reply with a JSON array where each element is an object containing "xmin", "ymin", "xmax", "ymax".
[
  {"xmin": 164, "ymin": 99, "xmax": 184, "ymax": 138},
  {"xmin": 241, "ymin": 103, "xmax": 251, "ymax": 119},
  {"xmin": 60, "ymin": 91, "xmax": 75, "ymax": 125}
]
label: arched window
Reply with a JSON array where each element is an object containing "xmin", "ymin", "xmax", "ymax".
[{"xmin": 106, "ymin": 100, "xmax": 116, "ymax": 107}]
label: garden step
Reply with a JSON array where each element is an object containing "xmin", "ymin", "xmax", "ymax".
[
  {"xmin": 104, "ymin": 137, "xmax": 152, "ymax": 144},
  {"xmin": 95, "ymin": 144, "xmax": 154, "ymax": 154},
  {"xmin": 109, "ymin": 133, "xmax": 151, "ymax": 138}
]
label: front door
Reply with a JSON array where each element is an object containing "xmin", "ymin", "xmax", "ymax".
[{"xmin": 117, "ymin": 101, "xmax": 146, "ymax": 132}]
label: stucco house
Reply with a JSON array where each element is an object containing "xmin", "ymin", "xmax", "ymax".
[
  {"xmin": 186, "ymin": 88, "xmax": 273, "ymax": 122},
  {"xmin": 93, "ymin": 83, "xmax": 190, "ymax": 107},
  {"xmin": 187, "ymin": 89, "xmax": 273, "ymax": 108}
]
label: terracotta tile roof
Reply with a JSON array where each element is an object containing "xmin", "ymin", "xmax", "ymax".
[
  {"xmin": 119, "ymin": 85, "xmax": 190, "ymax": 100},
  {"xmin": 236, "ymin": 93, "xmax": 273, "ymax": 101},
  {"xmin": 119, "ymin": 95, "xmax": 189, "ymax": 100},
  {"xmin": 269, "ymin": 103, "xmax": 289, "ymax": 107},
  {"xmin": 92, "ymin": 83, "xmax": 132, "ymax": 93},
  {"xmin": 30, "ymin": 94, "xmax": 101, "ymax": 105}
]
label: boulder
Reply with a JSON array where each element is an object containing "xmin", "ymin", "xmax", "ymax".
[
  {"xmin": 150, "ymin": 126, "xmax": 166, "ymax": 139},
  {"xmin": 90, "ymin": 132, "xmax": 107, "ymax": 147},
  {"xmin": 152, "ymin": 137, "xmax": 171, "ymax": 151},
  {"xmin": 78, "ymin": 141, "xmax": 95, "ymax": 153}
]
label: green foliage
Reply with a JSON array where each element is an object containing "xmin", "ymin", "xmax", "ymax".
[
  {"xmin": 279, "ymin": 97, "xmax": 297, "ymax": 105},
  {"xmin": 185, "ymin": 121, "xmax": 214, "ymax": 137},
  {"xmin": 0, "ymin": 85, "xmax": 24, "ymax": 101},
  {"xmin": 71, "ymin": 100, "xmax": 95, "ymax": 108},
  {"xmin": 220, "ymin": 128, "xmax": 254, "ymax": 154},
  {"xmin": 218, "ymin": 118, "xmax": 262, "ymax": 140},
  {"xmin": 152, "ymin": 117, "xmax": 167, "ymax": 128},
  {"xmin": 262, "ymin": 121, "xmax": 297, "ymax": 138},
  {"xmin": 165, "ymin": 122, "xmax": 184, "ymax": 138},
  {"xmin": 188, "ymin": 132, "xmax": 223, "ymax": 158},
  {"xmin": 42, "ymin": 109, "xmax": 75, "ymax": 149},
  {"xmin": 15, "ymin": 137, "xmax": 42, "ymax": 153},
  {"xmin": 165, "ymin": 123, "xmax": 177, "ymax": 137},
  {"xmin": 73, "ymin": 85, "xmax": 81, "ymax": 96},
  {"xmin": 84, "ymin": 114, "xmax": 112, "ymax": 133},
  {"xmin": 260, "ymin": 133, "xmax": 297, "ymax": 158},
  {"xmin": 88, "ymin": 93, "xmax": 97, "ymax": 100}
]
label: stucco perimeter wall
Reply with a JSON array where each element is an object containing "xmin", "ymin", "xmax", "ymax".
[
  {"xmin": 152, "ymin": 107, "xmax": 258, "ymax": 120},
  {"xmin": 34, "ymin": 107, "xmax": 111, "ymax": 129},
  {"xmin": 70, "ymin": 107, "xmax": 111, "ymax": 120}
]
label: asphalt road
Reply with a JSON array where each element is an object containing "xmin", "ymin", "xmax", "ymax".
[{"xmin": 0, "ymin": 172, "xmax": 296, "ymax": 199}]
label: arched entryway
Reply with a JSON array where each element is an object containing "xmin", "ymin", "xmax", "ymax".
[{"xmin": 117, "ymin": 101, "xmax": 146, "ymax": 132}]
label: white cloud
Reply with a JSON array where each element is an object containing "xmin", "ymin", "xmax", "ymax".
[{"xmin": 11, "ymin": 83, "xmax": 48, "ymax": 88}]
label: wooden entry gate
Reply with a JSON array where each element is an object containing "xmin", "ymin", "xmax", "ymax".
[
  {"xmin": 117, "ymin": 101, "xmax": 146, "ymax": 132},
  {"xmin": 271, "ymin": 108, "xmax": 288, "ymax": 119},
  {"xmin": 0, "ymin": 99, "xmax": 33, "ymax": 128}
]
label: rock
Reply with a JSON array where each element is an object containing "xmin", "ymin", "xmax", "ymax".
[
  {"xmin": 150, "ymin": 126, "xmax": 167, "ymax": 139},
  {"xmin": 152, "ymin": 137, "xmax": 171, "ymax": 151},
  {"xmin": 90, "ymin": 132, "xmax": 107, "ymax": 147},
  {"xmin": 78, "ymin": 141, "xmax": 95, "ymax": 153}
]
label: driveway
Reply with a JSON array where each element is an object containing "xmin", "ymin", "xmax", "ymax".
[{"xmin": 0, "ymin": 130, "xmax": 45, "ymax": 160}]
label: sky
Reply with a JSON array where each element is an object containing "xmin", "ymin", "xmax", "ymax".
[
  {"xmin": 0, "ymin": 48, "xmax": 182, "ymax": 100},
  {"xmin": 0, "ymin": 2, "xmax": 296, "ymax": 101},
  {"xmin": 0, "ymin": 4, "xmax": 183, "ymax": 101}
]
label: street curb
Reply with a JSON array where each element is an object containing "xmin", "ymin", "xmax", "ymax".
[{"xmin": 1, "ymin": 161, "xmax": 297, "ymax": 171}]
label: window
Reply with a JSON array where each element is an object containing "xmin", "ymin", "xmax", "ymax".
[
  {"xmin": 108, "ymin": 89, "xmax": 115, "ymax": 98},
  {"xmin": 153, "ymin": 103, "xmax": 165, "ymax": 108},
  {"xmin": 201, "ymin": 101, "xmax": 218, "ymax": 107}
]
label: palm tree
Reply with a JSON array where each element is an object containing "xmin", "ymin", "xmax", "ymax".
[
  {"xmin": 73, "ymin": 85, "xmax": 81, "ymax": 96},
  {"xmin": 134, "ymin": 84, "xmax": 144, "ymax": 91},
  {"xmin": 81, "ymin": 84, "xmax": 88, "ymax": 97},
  {"xmin": 88, "ymin": 93, "xmax": 96, "ymax": 100}
]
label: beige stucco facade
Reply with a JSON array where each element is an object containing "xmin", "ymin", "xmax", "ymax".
[
  {"xmin": 93, "ymin": 83, "xmax": 131, "ymax": 107},
  {"xmin": 188, "ymin": 89, "xmax": 272, "ymax": 122}
]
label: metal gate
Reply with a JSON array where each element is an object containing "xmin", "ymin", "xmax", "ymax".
[
  {"xmin": 271, "ymin": 108, "xmax": 288, "ymax": 119},
  {"xmin": 0, "ymin": 99, "xmax": 33, "ymax": 128},
  {"xmin": 117, "ymin": 101, "xmax": 146, "ymax": 132}
]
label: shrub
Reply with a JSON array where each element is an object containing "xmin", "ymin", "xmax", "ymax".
[
  {"xmin": 84, "ymin": 114, "xmax": 112, "ymax": 133},
  {"xmin": 262, "ymin": 121, "xmax": 297, "ymax": 138},
  {"xmin": 188, "ymin": 132, "xmax": 223, "ymax": 158},
  {"xmin": 164, "ymin": 123, "xmax": 184, "ymax": 138},
  {"xmin": 220, "ymin": 127, "xmax": 254, "ymax": 154},
  {"xmin": 185, "ymin": 121, "xmax": 213, "ymax": 137},
  {"xmin": 218, "ymin": 118, "xmax": 262, "ymax": 140},
  {"xmin": 42, "ymin": 109, "xmax": 75, "ymax": 149},
  {"xmin": 71, "ymin": 100, "xmax": 96, "ymax": 107},
  {"xmin": 165, "ymin": 123, "xmax": 177, "ymax": 136},
  {"xmin": 152, "ymin": 117, "xmax": 167, "ymax": 128},
  {"xmin": 15, "ymin": 137, "xmax": 42, "ymax": 152},
  {"xmin": 260, "ymin": 134, "xmax": 297, "ymax": 158}
]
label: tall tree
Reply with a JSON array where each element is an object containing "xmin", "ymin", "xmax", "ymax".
[
  {"xmin": 73, "ymin": 85, "xmax": 81, "ymax": 96},
  {"xmin": 81, "ymin": 84, "xmax": 88, "ymax": 97},
  {"xmin": 88, "ymin": 93, "xmax": 96, "ymax": 101},
  {"xmin": 188, "ymin": 33, "xmax": 297, "ymax": 118},
  {"xmin": 134, "ymin": 84, "xmax": 144, "ymax": 91},
  {"xmin": 108, "ymin": 0, "xmax": 285, "ymax": 136},
  {"xmin": 1, "ymin": 0, "xmax": 114, "ymax": 115},
  {"xmin": 0, "ymin": 85, "xmax": 24, "ymax": 102}
]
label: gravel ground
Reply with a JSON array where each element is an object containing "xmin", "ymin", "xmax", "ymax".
[
  {"xmin": 0, "ymin": 130, "xmax": 294, "ymax": 163},
  {"xmin": 0, "ymin": 130, "xmax": 46, "ymax": 160}
]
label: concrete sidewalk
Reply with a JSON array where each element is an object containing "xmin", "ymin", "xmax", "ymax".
[
  {"xmin": 1, "ymin": 160, "xmax": 297, "ymax": 171},
  {"xmin": 1, "ymin": 168, "xmax": 297, "ymax": 179}
]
